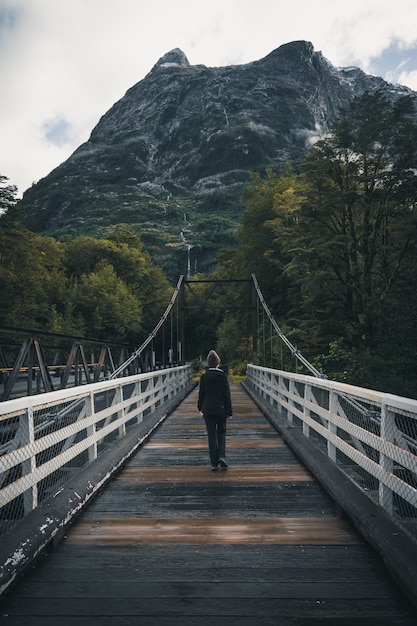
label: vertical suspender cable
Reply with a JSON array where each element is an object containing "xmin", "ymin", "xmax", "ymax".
[
  {"xmin": 170, "ymin": 300, "xmax": 173, "ymax": 364},
  {"xmin": 251, "ymin": 274, "xmax": 324, "ymax": 378},
  {"xmin": 109, "ymin": 276, "xmax": 185, "ymax": 379}
]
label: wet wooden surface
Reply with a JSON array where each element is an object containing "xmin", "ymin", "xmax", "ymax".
[{"xmin": 1, "ymin": 384, "xmax": 416, "ymax": 625}]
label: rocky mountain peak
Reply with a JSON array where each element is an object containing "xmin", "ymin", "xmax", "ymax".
[
  {"xmin": 18, "ymin": 41, "xmax": 417, "ymax": 280},
  {"xmin": 261, "ymin": 40, "xmax": 315, "ymax": 65},
  {"xmin": 151, "ymin": 48, "xmax": 190, "ymax": 72}
]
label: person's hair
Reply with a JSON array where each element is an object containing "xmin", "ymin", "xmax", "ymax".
[{"xmin": 207, "ymin": 350, "xmax": 220, "ymax": 368}]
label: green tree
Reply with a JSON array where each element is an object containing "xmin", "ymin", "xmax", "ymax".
[
  {"xmin": 232, "ymin": 92, "xmax": 417, "ymax": 393},
  {"xmin": 0, "ymin": 175, "xmax": 75, "ymax": 332},
  {"xmin": 216, "ymin": 311, "xmax": 253, "ymax": 373},
  {"xmin": 64, "ymin": 226, "xmax": 171, "ymax": 336},
  {"xmin": 259, "ymin": 91, "xmax": 417, "ymax": 392},
  {"xmin": 69, "ymin": 260, "xmax": 142, "ymax": 340},
  {"xmin": 0, "ymin": 222, "xmax": 68, "ymax": 329},
  {"xmin": 287, "ymin": 91, "xmax": 417, "ymax": 353},
  {"xmin": 0, "ymin": 201, "xmax": 171, "ymax": 346},
  {"xmin": 206, "ymin": 167, "xmax": 306, "ymax": 369},
  {"xmin": 0, "ymin": 175, "xmax": 18, "ymax": 223},
  {"xmin": 238, "ymin": 168, "xmax": 292, "ymax": 313}
]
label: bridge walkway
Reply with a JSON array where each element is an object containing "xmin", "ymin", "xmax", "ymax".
[{"xmin": 1, "ymin": 384, "xmax": 416, "ymax": 625}]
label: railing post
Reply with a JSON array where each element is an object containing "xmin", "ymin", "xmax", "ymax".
[
  {"xmin": 85, "ymin": 392, "xmax": 97, "ymax": 463},
  {"xmin": 150, "ymin": 375, "xmax": 156, "ymax": 413},
  {"xmin": 380, "ymin": 402, "xmax": 395, "ymax": 514},
  {"xmin": 303, "ymin": 383, "xmax": 310, "ymax": 437},
  {"xmin": 277, "ymin": 373, "xmax": 287, "ymax": 418},
  {"xmin": 263, "ymin": 369, "xmax": 268, "ymax": 400},
  {"xmin": 135, "ymin": 379, "xmax": 144, "ymax": 424},
  {"xmin": 171, "ymin": 370, "xmax": 178, "ymax": 398},
  {"xmin": 115, "ymin": 384, "xmax": 126, "ymax": 438},
  {"xmin": 328, "ymin": 389, "xmax": 337, "ymax": 462},
  {"xmin": 20, "ymin": 407, "xmax": 37, "ymax": 514},
  {"xmin": 288, "ymin": 379, "xmax": 296, "ymax": 424},
  {"xmin": 270, "ymin": 373, "xmax": 278, "ymax": 409}
]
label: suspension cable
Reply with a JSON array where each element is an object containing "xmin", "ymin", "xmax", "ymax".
[
  {"xmin": 109, "ymin": 275, "xmax": 185, "ymax": 379},
  {"xmin": 110, "ymin": 273, "xmax": 322, "ymax": 380},
  {"xmin": 251, "ymin": 274, "xmax": 324, "ymax": 378}
]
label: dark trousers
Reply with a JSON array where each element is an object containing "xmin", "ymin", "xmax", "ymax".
[{"xmin": 204, "ymin": 414, "xmax": 227, "ymax": 466}]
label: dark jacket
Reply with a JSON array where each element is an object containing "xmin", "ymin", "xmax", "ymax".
[{"xmin": 198, "ymin": 368, "xmax": 232, "ymax": 418}]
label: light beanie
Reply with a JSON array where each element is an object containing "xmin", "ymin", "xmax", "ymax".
[{"xmin": 207, "ymin": 350, "xmax": 220, "ymax": 368}]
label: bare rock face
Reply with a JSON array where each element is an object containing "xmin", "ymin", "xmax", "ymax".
[{"xmin": 18, "ymin": 40, "xmax": 413, "ymax": 279}]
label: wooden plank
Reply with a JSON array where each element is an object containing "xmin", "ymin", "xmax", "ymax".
[
  {"xmin": 2, "ymin": 597, "xmax": 415, "ymax": 620},
  {"xmin": 115, "ymin": 464, "xmax": 314, "ymax": 482},
  {"xmin": 128, "ymin": 447, "xmax": 303, "ymax": 466},
  {"xmin": 164, "ymin": 422, "xmax": 272, "ymax": 429},
  {"xmin": 65, "ymin": 516, "xmax": 360, "ymax": 545},
  {"xmin": 80, "ymin": 485, "xmax": 337, "ymax": 519},
  {"xmin": 19, "ymin": 544, "xmax": 394, "ymax": 582},
  {"xmin": 6, "ymin": 580, "xmax": 399, "ymax": 599},
  {"xmin": 144, "ymin": 438, "xmax": 285, "ymax": 448},
  {"xmin": 1, "ymin": 618, "xmax": 413, "ymax": 626}
]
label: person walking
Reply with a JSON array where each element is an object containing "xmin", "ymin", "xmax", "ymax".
[{"xmin": 198, "ymin": 350, "xmax": 233, "ymax": 471}]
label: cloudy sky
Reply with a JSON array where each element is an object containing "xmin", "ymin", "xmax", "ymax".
[{"xmin": 2, "ymin": 0, "xmax": 417, "ymax": 197}]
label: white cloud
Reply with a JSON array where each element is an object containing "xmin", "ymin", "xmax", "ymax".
[
  {"xmin": 397, "ymin": 69, "xmax": 417, "ymax": 91},
  {"xmin": 2, "ymin": 0, "xmax": 417, "ymax": 196}
]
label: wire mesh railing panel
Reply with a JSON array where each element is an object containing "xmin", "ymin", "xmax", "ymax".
[
  {"xmin": 0, "ymin": 395, "xmax": 90, "ymax": 535},
  {"xmin": 0, "ymin": 365, "xmax": 191, "ymax": 537},
  {"xmin": 339, "ymin": 395, "xmax": 381, "ymax": 436},
  {"xmin": 246, "ymin": 364, "xmax": 417, "ymax": 542}
]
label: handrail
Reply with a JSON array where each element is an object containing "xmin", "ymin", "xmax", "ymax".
[
  {"xmin": 245, "ymin": 364, "xmax": 417, "ymax": 534},
  {"xmin": 0, "ymin": 365, "xmax": 192, "ymax": 536}
]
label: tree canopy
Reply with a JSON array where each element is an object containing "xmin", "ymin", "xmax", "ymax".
[
  {"xmin": 215, "ymin": 90, "xmax": 417, "ymax": 394},
  {"xmin": 0, "ymin": 197, "xmax": 170, "ymax": 344}
]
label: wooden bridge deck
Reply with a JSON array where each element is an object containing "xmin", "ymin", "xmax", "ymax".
[{"xmin": 1, "ymin": 384, "xmax": 416, "ymax": 625}]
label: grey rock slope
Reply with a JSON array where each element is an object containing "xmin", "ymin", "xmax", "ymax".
[{"xmin": 18, "ymin": 41, "xmax": 412, "ymax": 278}]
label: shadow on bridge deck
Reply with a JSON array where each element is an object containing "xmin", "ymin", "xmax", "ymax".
[{"xmin": 1, "ymin": 384, "xmax": 416, "ymax": 625}]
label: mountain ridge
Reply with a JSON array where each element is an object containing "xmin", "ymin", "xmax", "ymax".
[{"xmin": 18, "ymin": 40, "xmax": 415, "ymax": 279}]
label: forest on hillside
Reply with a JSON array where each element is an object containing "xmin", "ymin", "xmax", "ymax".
[{"xmin": 2, "ymin": 90, "xmax": 417, "ymax": 397}]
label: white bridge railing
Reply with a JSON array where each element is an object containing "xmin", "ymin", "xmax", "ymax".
[
  {"xmin": 0, "ymin": 365, "xmax": 192, "ymax": 538},
  {"xmin": 245, "ymin": 364, "xmax": 417, "ymax": 541}
]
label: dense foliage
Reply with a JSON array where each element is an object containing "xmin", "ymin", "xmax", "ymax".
[
  {"xmin": 212, "ymin": 90, "xmax": 417, "ymax": 396},
  {"xmin": 0, "ymin": 190, "xmax": 170, "ymax": 344}
]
